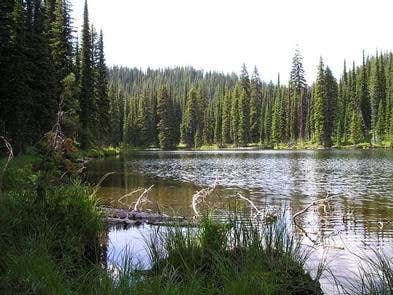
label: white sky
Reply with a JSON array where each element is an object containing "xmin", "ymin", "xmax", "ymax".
[{"xmin": 71, "ymin": 0, "xmax": 393, "ymax": 84}]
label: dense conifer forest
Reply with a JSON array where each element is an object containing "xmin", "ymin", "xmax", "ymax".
[
  {"xmin": 2, "ymin": 0, "xmax": 393, "ymax": 151},
  {"xmin": 0, "ymin": 0, "xmax": 109, "ymax": 153},
  {"xmin": 110, "ymin": 50, "xmax": 393, "ymax": 149}
]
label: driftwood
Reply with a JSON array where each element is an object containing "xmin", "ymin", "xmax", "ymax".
[
  {"xmin": 133, "ymin": 185, "xmax": 154, "ymax": 211},
  {"xmin": 102, "ymin": 207, "xmax": 187, "ymax": 227},
  {"xmin": 292, "ymin": 194, "xmax": 336, "ymax": 245},
  {"xmin": 192, "ymin": 186, "xmax": 216, "ymax": 216}
]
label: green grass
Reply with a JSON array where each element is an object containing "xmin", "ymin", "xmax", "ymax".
[
  {"xmin": 8, "ymin": 149, "xmax": 393, "ymax": 294},
  {"xmin": 337, "ymin": 248, "xmax": 393, "ymax": 295},
  {"xmin": 0, "ymin": 177, "xmax": 103, "ymax": 293},
  {"xmin": 140, "ymin": 216, "xmax": 323, "ymax": 295},
  {"xmin": 76, "ymin": 146, "xmax": 121, "ymax": 159},
  {"xmin": 0, "ymin": 152, "xmax": 38, "ymax": 192}
]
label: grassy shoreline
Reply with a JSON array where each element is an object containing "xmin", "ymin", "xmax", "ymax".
[
  {"xmin": 0, "ymin": 150, "xmax": 324, "ymax": 294},
  {"xmin": 2, "ymin": 149, "xmax": 393, "ymax": 294}
]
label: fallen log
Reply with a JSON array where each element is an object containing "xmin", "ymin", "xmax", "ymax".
[{"xmin": 102, "ymin": 207, "xmax": 187, "ymax": 227}]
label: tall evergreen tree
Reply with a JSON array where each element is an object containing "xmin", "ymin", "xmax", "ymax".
[
  {"xmin": 358, "ymin": 51, "xmax": 371, "ymax": 137},
  {"xmin": 79, "ymin": 0, "xmax": 96, "ymax": 148},
  {"xmin": 95, "ymin": 30, "xmax": 110, "ymax": 144},
  {"xmin": 313, "ymin": 59, "xmax": 337, "ymax": 147},
  {"xmin": 49, "ymin": 0, "xmax": 73, "ymax": 94},
  {"xmin": 238, "ymin": 64, "xmax": 250, "ymax": 145},
  {"xmin": 157, "ymin": 86, "xmax": 176, "ymax": 149},
  {"xmin": 221, "ymin": 90, "xmax": 232, "ymax": 144},
  {"xmin": 0, "ymin": 0, "xmax": 16, "ymax": 138},
  {"xmin": 182, "ymin": 87, "xmax": 199, "ymax": 148},
  {"xmin": 5, "ymin": 0, "xmax": 30, "ymax": 152},
  {"xmin": 249, "ymin": 66, "xmax": 262, "ymax": 143},
  {"xmin": 289, "ymin": 47, "xmax": 307, "ymax": 142},
  {"xmin": 29, "ymin": 0, "xmax": 57, "ymax": 139}
]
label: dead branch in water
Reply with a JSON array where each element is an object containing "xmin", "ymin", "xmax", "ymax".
[
  {"xmin": 192, "ymin": 185, "xmax": 216, "ymax": 217},
  {"xmin": 293, "ymin": 194, "xmax": 335, "ymax": 222},
  {"xmin": 133, "ymin": 185, "xmax": 154, "ymax": 211},
  {"xmin": 0, "ymin": 137, "xmax": 13, "ymax": 196},
  {"xmin": 116, "ymin": 188, "xmax": 144, "ymax": 207},
  {"xmin": 293, "ymin": 194, "xmax": 336, "ymax": 245},
  {"xmin": 235, "ymin": 193, "xmax": 261, "ymax": 217}
]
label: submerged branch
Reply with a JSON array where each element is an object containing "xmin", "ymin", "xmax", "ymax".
[
  {"xmin": 192, "ymin": 185, "xmax": 216, "ymax": 217},
  {"xmin": 133, "ymin": 185, "xmax": 154, "ymax": 211}
]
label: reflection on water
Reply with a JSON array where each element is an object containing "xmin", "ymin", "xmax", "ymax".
[{"xmin": 88, "ymin": 149, "xmax": 393, "ymax": 292}]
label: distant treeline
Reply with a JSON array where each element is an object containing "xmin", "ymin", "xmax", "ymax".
[
  {"xmin": 108, "ymin": 50, "xmax": 393, "ymax": 149},
  {"xmin": 0, "ymin": 0, "xmax": 109, "ymax": 153},
  {"xmin": 2, "ymin": 2, "xmax": 393, "ymax": 152}
]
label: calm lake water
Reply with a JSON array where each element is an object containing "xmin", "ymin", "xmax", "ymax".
[{"xmin": 88, "ymin": 149, "xmax": 393, "ymax": 293}]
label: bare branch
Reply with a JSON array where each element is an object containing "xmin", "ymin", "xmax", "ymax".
[
  {"xmin": 235, "ymin": 193, "xmax": 261, "ymax": 216},
  {"xmin": 133, "ymin": 185, "xmax": 154, "ymax": 211},
  {"xmin": 117, "ymin": 187, "xmax": 144, "ymax": 207},
  {"xmin": 191, "ymin": 185, "xmax": 216, "ymax": 217},
  {"xmin": 0, "ymin": 136, "xmax": 14, "ymax": 196}
]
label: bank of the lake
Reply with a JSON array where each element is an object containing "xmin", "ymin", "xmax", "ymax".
[{"xmin": 0, "ymin": 149, "xmax": 324, "ymax": 294}]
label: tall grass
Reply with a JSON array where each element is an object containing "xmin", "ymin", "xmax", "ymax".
[
  {"xmin": 138, "ymin": 215, "xmax": 323, "ymax": 294},
  {"xmin": 340, "ymin": 248, "xmax": 393, "ymax": 295},
  {"xmin": 0, "ymin": 180, "xmax": 103, "ymax": 293}
]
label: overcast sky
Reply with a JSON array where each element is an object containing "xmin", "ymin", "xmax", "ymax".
[{"xmin": 71, "ymin": 0, "xmax": 393, "ymax": 83}]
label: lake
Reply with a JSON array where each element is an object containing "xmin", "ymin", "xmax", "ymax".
[{"xmin": 88, "ymin": 149, "xmax": 393, "ymax": 292}]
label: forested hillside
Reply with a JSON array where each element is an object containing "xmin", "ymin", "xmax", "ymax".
[
  {"xmin": 2, "ymin": 1, "xmax": 393, "ymax": 151},
  {"xmin": 109, "ymin": 50, "xmax": 393, "ymax": 149},
  {"xmin": 0, "ymin": 0, "xmax": 109, "ymax": 153}
]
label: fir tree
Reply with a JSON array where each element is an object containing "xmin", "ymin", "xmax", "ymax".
[
  {"xmin": 289, "ymin": 46, "xmax": 307, "ymax": 142},
  {"xmin": 350, "ymin": 109, "xmax": 364, "ymax": 144},
  {"xmin": 221, "ymin": 90, "xmax": 232, "ymax": 144},
  {"xmin": 79, "ymin": 0, "xmax": 96, "ymax": 148},
  {"xmin": 214, "ymin": 96, "xmax": 222, "ymax": 146},
  {"xmin": 49, "ymin": 0, "xmax": 73, "ymax": 94},
  {"xmin": 239, "ymin": 64, "xmax": 250, "ymax": 145},
  {"xmin": 231, "ymin": 86, "xmax": 240, "ymax": 146},
  {"xmin": 358, "ymin": 51, "xmax": 371, "ymax": 137},
  {"xmin": 157, "ymin": 86, "xmax": 176, "ymax": 149},
  {"xmin": 182, "ymin": 87, "xmax": 199, "ymax": 148},
  {"xmin": 249, "ymin": 66, "xmax": 262, "ymax": 143},
  {"xmin": 95, "ymin": 30, "xmax": 110, "ymax": 145}
]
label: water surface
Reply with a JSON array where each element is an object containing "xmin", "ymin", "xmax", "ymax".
[{"xmin": 89, "ymin": 149, "xmax": 393, "ymax": 292}]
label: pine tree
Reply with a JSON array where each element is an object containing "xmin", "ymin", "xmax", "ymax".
[
  {"xmin": 358, "ymin": 51, "xmax": 371, "ymax": 137},
  {"xmin": 29, "ymin": 0, "xmax": 58, "ymax": 139},
  {"xmin": 350, "ymin": 109, "xmax": 364, "ymax": 144},
  {"xmin": 370, "ymin": 52, "xmax": 387, "ymax": 142},
  {"xmin": 221, "ymin": 90, "xmax": 232, "ymax": 144},
  {"xmin": 79, "ymin": 0, "xmax": 96, "ymax": 148},
  {"xmin": 289, "ymin": 47, "xmax": 307, "ymax": 142},
  {"xmin": 271, "ymin": 75, "xmax": 282, "ymax": 145},
  {"xmin": 136, "ymin": 92, "xmax": 150, "ymax": 147},
  {"xmin": 214, "ymin": 96, "xmax": 222, "ymax": 146},
  {"xmin": 49, "ymin": 0, "xmax": 73, "ymax": 94},
  {"xmin": 324, "ymin": 66, "xmax": 338, "ymax": 146},
  {"xmin": 95, "ymin": 30, "xmax": 110, "ymax": 145},
  {"xmin": 0, "ymin": 0, "xmax": 16, "ymax": 138},
  {"xmin": 60, "ymin": 73, "xmax": 79, "ymax": 138},
  {"xmin": 231, "ymin": 86, "xmax": 240, "ymax": 146},
  {"xmin": 5, "ymin": 0, "xmax": 30, "ymax": 152},
  {"xmin": 182, "ymin": 87, "xmax": 199, "ymax": 148},
  {"xmin": 157, "ymin": 86, "xmax": 176, "ymax": 149},
  {"xmin": 313, "ymin": 59, "xmax": 324, "ymax": 145},
  {"xmin": 239, "ymin": 64, "xmax": 250, "ymax": 145},
  {"xmin": 249, "ymin": 67, "xmax": 262, "ymax": 143}
]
